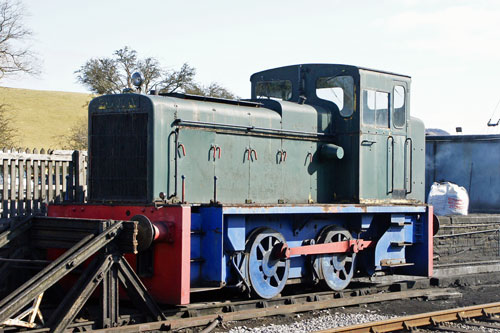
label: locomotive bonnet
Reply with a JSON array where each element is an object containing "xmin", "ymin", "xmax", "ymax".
[
  {"xmin": 87, "ymin": 63, "xmax": 425, "ymax": 206},
  {"xmin": 46, "ymin": 64, "xmax": 432, "ymax": 305}
]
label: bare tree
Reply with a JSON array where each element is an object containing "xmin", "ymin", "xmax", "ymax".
[
  {"xmin": 157, "ymin": 63, "xmax": 196, "ymax": 94},
  {"xmin": 0, "ymin": 1, "xmax": 37, "ymax": 149},
  {"xmin": 0, "ymin": 104, "xmax": 17, "ymax": 147},
  {"xmin": 75, "ymin": 58, "xmax": 121, "ymax": 95},
  {"xmin": 75, "ymin": 46, "xmax": 196, "ymax": 95},
  {"xmin": 55, "ymin": 116, "xmax": 88, "ymax": 150},
  {"xmin": 0, "ymin": 0, "xmax": 38, "ymax": 80},
  {"xmin": 137, "ymin": 56, "xmax": 162, "ymax": 92},
  {"xmin": 185, "ymin": 82, "xmax": 236, "ymax": 99},
  {"xmin": 75, "ymin": 46, "xmax": 236, "ymax": 99},
  {"xmin": 114, "ymin": 46, "xmax": 137, "ymax": 90}
]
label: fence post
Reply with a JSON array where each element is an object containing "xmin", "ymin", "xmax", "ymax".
[
  {"xmin": 2, "ymin": 159, "xmax": 8, "ymax": 218},
  {"xmin": 40, "ymin": 156, "xmax": 47, "ymax": 215},
  {"xmin": 18, "ymin": 159, "xmax": 25, "ymax": 216},
  {"xmin": 48, "ymin": 160, "xmax": 54, "ymax": 204},
  {"xmin": 72, "ymin": 151, "xmax": 86, "ymax": 202},
  {"xmin": 68, "ymin": 156, "xmax": 74, "ymax": 202},
  {"xmin": 26, "ymin": 159, "xmax": 32, "ymax": 215},
  {"xmin": 10, "ymin": 158, "xmax": 16, "ymax": 217},
  {"xmin": 33, "ymin": 160, "xmax": 39, "ymax": 213}
]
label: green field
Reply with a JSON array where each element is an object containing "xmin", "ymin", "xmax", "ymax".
[{"xmin": 0, "ymin": 86, "xmax": 93, "ymax": 149}]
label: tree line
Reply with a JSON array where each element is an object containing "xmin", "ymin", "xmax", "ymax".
[{"xmin": 0, "ymin": 0, "xmax": 236, "ymax": 149}]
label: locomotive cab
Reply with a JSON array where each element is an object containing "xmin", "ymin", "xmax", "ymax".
[{"xmin": 250, "ymin": 64, "xmax": 425, "ymax": 204}]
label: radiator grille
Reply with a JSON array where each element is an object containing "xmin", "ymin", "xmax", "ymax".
[{"xmin": 89, "ymin": 112, "xmax": 148, "ymax": 201}]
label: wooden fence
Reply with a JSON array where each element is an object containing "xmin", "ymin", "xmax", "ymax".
[{"xmin": 0, "ymin": 149, "xmax": 87, "ymax": 218}]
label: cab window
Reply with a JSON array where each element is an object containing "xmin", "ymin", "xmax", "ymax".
[
  {"xmin": 363, "ymin": 90, "xmax": 389, "ymax": 128},
  {"xmin": 255, "ymin": 80, "xmax": 292, "ymax": 101},
  {"xmin": 393, "ymin": 85, "xmax": 406, "ymax": 128},
  {"xmin": 316, "ymin": 75, "xmax": 354, "ymax": 117}
]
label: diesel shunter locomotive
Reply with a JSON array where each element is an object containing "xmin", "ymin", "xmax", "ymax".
[{"xmin": 49, "ymin": 63, "xmax": 433, "ymax": 305}]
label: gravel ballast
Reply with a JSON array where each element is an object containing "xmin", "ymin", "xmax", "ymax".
[{"xmin": 227, "ymin": 309, "xmax": 392, "ymax": 333}]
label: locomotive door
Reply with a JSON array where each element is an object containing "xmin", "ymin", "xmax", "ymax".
[
  {"xmin": 359, "ymin": 79, "xmax": 409, "ymax": 202},
  {"xmin": 281, "ymin": 139, "xmax": 312, "ymax": 203},
  {"xmin": 390, "ymin": 83, "xmax": 410, "ymax": 198},
  {"xmin": 176, "ymin": 129, "xmax": 215, "ymax": 203},
  {"xmin": 248, "ymin": 136, "xmax": 282, "ymax": 203},
  {"xmin": 247, "ymin": 108, "xmax": 283, "ymax": 204},
  {"xmin": 213, "ymin": 133, "xmax": 249, "ymax": 204}
]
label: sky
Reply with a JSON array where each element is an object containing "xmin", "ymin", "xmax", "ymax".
[{"xmin": 2, "ymin": 0, "xmax": 500, "ymax": 134}]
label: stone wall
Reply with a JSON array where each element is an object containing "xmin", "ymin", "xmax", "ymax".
[{"xmin": 433, "ymin": 214, "xmax": 500, "ymax": 265}]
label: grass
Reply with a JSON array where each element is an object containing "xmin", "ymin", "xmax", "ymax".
[{"xmin": 0, "ymin": 86, "xmax": 93, "ymax": 150}]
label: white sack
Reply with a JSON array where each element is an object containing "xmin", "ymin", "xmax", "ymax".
[{"xmin": 427, "ymin": 182, "xmax": 469, "ymax": 216}]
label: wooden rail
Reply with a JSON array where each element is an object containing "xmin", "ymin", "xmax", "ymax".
[{"xmin": 0, "ymin": 149, "xmax": 87, "ymax": 218}]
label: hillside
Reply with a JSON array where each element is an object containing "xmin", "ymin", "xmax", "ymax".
[{"xmin": 0, "ymin": 87, "xmax": 93, "ymax": 149}]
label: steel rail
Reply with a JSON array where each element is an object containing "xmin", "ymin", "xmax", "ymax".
[{"xmin": 316, "ymin": 302, "xmax": 500, "ymax": 333}]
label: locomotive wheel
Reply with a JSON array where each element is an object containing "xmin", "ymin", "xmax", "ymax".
[
  {"xmin": 246, "ymin": 228, "xmax": 289, "ymax": 299},
  {"xmin": 316, "ymin": 226, "xmax": 355, "ymax": 291}
]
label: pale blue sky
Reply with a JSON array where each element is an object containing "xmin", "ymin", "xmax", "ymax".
[{"xmin": 2, "ymin": 0, "xmax": 500, "ymax": 134}]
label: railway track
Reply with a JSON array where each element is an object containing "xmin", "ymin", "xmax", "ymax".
[
  {"xmin": 93, "ymin": 288, "xmax": 460, "ymax": 332},
  {"xmin": 318, "ymin": 302, "xmax": 500, "ymax": 333},
  {"xmin": 0, "ymin": 279, "xmax": 459, "ymax": 332}
]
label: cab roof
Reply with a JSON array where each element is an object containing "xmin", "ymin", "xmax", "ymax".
[{"xmin": 250, "ymin": 63, "xmax": 411, "ymax": 81}]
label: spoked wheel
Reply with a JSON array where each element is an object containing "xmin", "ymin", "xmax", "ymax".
[
  {"xmin": 246, "ymin": 228, "xmax": 290, "ymax": 299},
  {"xmin": 315, "ymin": 226, "xmax": 356, "ymax": 291}
]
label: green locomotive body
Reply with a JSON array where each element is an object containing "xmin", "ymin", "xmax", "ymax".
[{"xmin": 88, "ymin": 64, "xmax": 424, "ymax": 205}]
